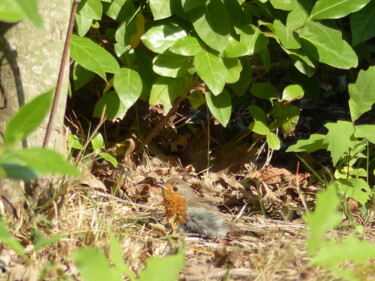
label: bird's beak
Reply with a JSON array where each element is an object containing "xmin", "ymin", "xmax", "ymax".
[{"xmin": 156, "ymin": 182, "xmax": 165, "ymax": 189}]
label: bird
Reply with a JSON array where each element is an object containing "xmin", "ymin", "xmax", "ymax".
[{"xmin": 158, "ymin": 177, "xmax": 234, "ymax": 239}]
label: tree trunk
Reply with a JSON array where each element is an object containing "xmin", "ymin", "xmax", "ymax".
[{"xmin": 0, "ymin": 0, "xmax": 70, "ymax": 218}]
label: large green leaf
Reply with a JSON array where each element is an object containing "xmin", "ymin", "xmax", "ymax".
[
  {"xmin": 311, "ymin": 0, "xmax": 371, "ymax": 20},
  {"xmin": 337, "ymin": 178, "xmax": 371, "ymax": 205},
  {"xmin": 78, "ymin": 0, "xmax": 102, "ymax": 20},
  {"xmin": 190, "ymin": 0, "xmax": 230, "ymax": 53},
  {"xmin": 324, "ymin": 121, "xmax": 359, "ymax": 166},
  {"xmin": 70, "ymin": 35, "xmax": 120, "ymax": 80},
  {"xmin": 0, "ymin": 148, "xmax": 81, "ymax": 180},
  {"xmin": 14, "ymin": 0, "xmax": 43, "ymax": 27},
  {"xmin": 0, "ymin": 221, "xmax": 25, "ymax": 257},
  {"xmin": 310, "ymin": 235, "xmax": 375, "ymax": 266},
  {"xmin": 182, "ymin": 0, "xmax": 205, "ymax": 11},
  {"xmin": 206, "ymin": 90, "xmax": 232, "ymax": 127},
  {"xmin": 283, "ymin": 47, "xmax": 317, "ymax": 77},
  {"xmin": 4, "ymin": 90, "xmax": 53, "ymax": 149},
  {"xmin": 73, "ymin": 64, "xmax": 96, "ymax": 90},
  {"xmin": 266, "ymin": 133, "xmax": 281, "ymax": 150},
  {"xmin": 0, "ymin": 0, "xmax": 26, "ymax": 23},
  {"xmin": 299, "ymin": 21, "xmax": 358, "ymax": 69},
  {"xmin": 282, "ymin": 84, "xmax": 304, "ymax": 101},
  {"xmin": 306, "ymin": 184, "xmax": 342, "ymax": 255},
  {"xmin": 75, "ymin": 13, "xmax": 93, "ymax": 37},
  {"xmin": 354, "ymin": 125, "xmax": 375, "ymax": 144},
  {"xmin": 137, "ymin": 247, "xmax": 185, "ymax": 281},
  {"xmin": 239, "ymin": 25, "xmax": 269, "ymax": 55},
  {"xmin": 149, "ymin": 75, "xmax": 192, "ymax": 113},
  {"xmin": 194, "ymin": 49, "xmax": 228, "ymax": 95},
  {"xmin": 348, "ymin": 66, "xmax": 375, "ymax": 122},
  {"xmin": 71, "ymin": 248, "xmax": 121, "ymax": 281},
  {"xmin": 223, "ymin": 0, "xmax": 249, "ymax": 28},
  {"xmin": 149, "ymin": 0, "xmax": 172, "ymax": 20},
  {"xmin": 222, "ymin": 37, "xmax": 249, "ymax": 58},
  {"xmin": 229, "ymin": 57, "xmax": 252, "ymax": 96},
  {"xmin": 273, "ymin": 20, "xmax": 301, "ymax": 49},
  {"xmin": 286, "ymin": 134, "xmax": 327, "ymax": 153},
  {"xmin": 153, "ymin": 53, "xmax": 190, "ymax": 78},
  {"xmin": 93, "ymin": 91, "xmax": 127, "ymax": 120},
  {"xmin": 169, "ymin": 36, "xmax": 202, "ymax": 56},
  {"xmin": 223, "ymin": 58, "xmax": 242, "ymax": 84},
  {"xmin": 114, "ymin": 68, "xmax": 142, "ymax": 112},
  {"xmin": 103, "ymin": 0, "xmax": 135, "ymax": 22},
  {"xmin": 351, "ymin": 0, "xmax": 375, "ymax": 46},
  {"xmin": 141, "ymin": 24, "xmax": 187, "ymax": 54},
  {"xmin": 250, "ymin": 83, "xmax": 279, "ymax": 99},
  {"xmin": 270, "ymin": 0, "xmax": 297, "ymax": 11},
  {"xmin": 248, "ymin": 105, "xmax": 269, "ymax": 135}
]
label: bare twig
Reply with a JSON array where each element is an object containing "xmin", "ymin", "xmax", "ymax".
[{"xmin": 43, "ymin": 0, "xmax": 80, "ymax": 147}]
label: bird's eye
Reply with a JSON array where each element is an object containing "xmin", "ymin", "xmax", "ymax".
[{"xmin": 173, "ymin": 186, "xmax": 179, "ymax": 191}]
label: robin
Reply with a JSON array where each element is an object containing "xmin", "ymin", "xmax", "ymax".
[{"xmin": 159, "ymin": 177, "xmax": 233, "ymax": 239}]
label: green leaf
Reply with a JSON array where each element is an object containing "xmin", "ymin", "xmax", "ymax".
[
  {"xmin": 299, "ymin": 21, "xmax": 358, "ymax": 69},
  {"xmin": 250, "ymin": 83, "xmax": 279, "ymax": 99},
  {"xmin": 283, "ymin": 47, "xmax": 317, "ymax": 77},
  {"xmin": 0, "ymin": 220, "xmax": 25, "ymax": 257},
  {"xmin": 229, "ymin": 57, "xmax": 252, "ymax": 96},
  {"xmin": 324, "ymin": 121, "xmax": 358, "ymax": 166},
  {"xmin": 287, "ymin": 134, "xmax": 328, "ymax": 153},
  {"xmin": 169, "ymin": 36, "xmax": 202, "ymax": 56},
  {"xmin": 354, "ymin": 124, "xmax": 375, "ymax": 144},
  {"xmin": 75, "ymin": 13, "xmax": 93, "ymax": 37},
  {"xmin": 14, "ymin": 0, "xmax": 43, "ymax": 28},
  {"xmin": 249, "ymin": 121, "xmax": 270, "ymax": 135},
  {"xmin": 206, "ymin": 90, "xmax": 232, "ymax": 127},
  {"xmin": 348, "ymin": 66, "xmax": 375, "ymax": 122},
  {"xmin": 223, "ymin": 58, "xmax": 242, "ymax": 84},
  {"xmin": 91, "ymin": 133, "xmax": 104, "ymax": 150},
  {"xmin": 141, "ymin": 24, "xmax": 187, "ymax": 54},
  {"xmin": 109, "ymin": 232, "xmax": 134, "ymax": 279},
  {"xmin": 337, "ymin": 178, "xmax": 371, "ymax": 205},
  {"xmin": 222, "ymin": 37, "xmax": 249, "ymax": 58},
  {"xmin": 248, "ymin": 105, "xmax": 270, "ymax": 135},
  {"xmin": 269, "ymin": 103, "xmax": 300, "ymax": 135},
  {"xmin": 282, "ymin": 84, "xmax": 304, "ymax": 101},
  {"xmin": 266, "ymin": 133, "xmax": 281, "ymax": 150},
  {"xmin": 153, "ymin": 53, "xmax": 190, "ymax": 78},
  {"xmin": 350, "ymin": 1, "xmax": 375, "ymax": 46},
  {"xmin": 68, "ymin": 134, "xmax": 84, "ymax": 150},
  {"xmin": 73, "ymin": 64, "xmax": 96, "ymax": 90},
  {"xmin": 0, "ymin": 0, "xmax": 26, "ymax": 23},
  {"xmin": 188, "ymin": 90, "xmax": 206, "ymax": 109},
  {"xmin": 33, "ymin": 234, "xmax": 61, "ymax": 252},
  {"xmin": 78, "ymin": 0, "xmax": 102, "ymax": 20},
  {"xmin": 273, "ymin": 20, "xmax": 301, "ymax": 49},
  {"xmin": 94, "ymin": 91, "xmax": 127, "ymax": 120},
  {"xmin": 270, "ymin": 0, "xmax": 297, "ymax": 10},
  {"xmin": 190, "ymin": 0, "xmax": 230, "ymax": 52},
  {"xmin": 114, "ymin": 68, "xmax": 142, "ymax": 113},
  {"xmin": 181, "ymin": 0, "xmax": 205, "ymax": 11},
  {"xmin": 4, "ymin": 90, "xmax": 53, "ymax": 149},
  {"xmin": 71, "ymin": 247, "xmax": 121, "ymax": 281},
  {"xmin": 239, "ymin": 25, "xmax": 269, "ymax": 55},
  {"xmin": 310, "ymin": 235, "xmax": 375, "ymax": 266},
  {"xmin": 137, "ymin": 247, "xmax": 185, "ymax": 281},
  {"xmin": 149, "ymin": 75, "xmax": 192, "ymax": 113},
  {"xmin": 149, "ymin": 0, "xmax": 172, "ymax": 20},
  {"xmin": 98, "ymin": 152, "xmax": 118, "ymax": 168},
  {"xmin": 103, "ymin": 0, "xmax": 136, "ymax": 22},
  {"xmin": 194, "ymin": 49, "xmax": 228, "ymax": 95},
  {"xmin": 0, "ymin": 148, "xmax": 81, "ymax": 180},
  {"xmin": 306, "ymin": 184, "xmax": 342, "ymax": 256},
  {"xmin": 70, "ymin": 35, "xmax": 120, "ymax": 80},
  {"xmin": 311, "ymin": 0, "xmax": 371, "ymax": 20}
]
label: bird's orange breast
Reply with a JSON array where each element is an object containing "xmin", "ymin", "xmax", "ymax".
[{"xmin": 163, "ymin": 195, "xmax": 187, "ymax": 225}]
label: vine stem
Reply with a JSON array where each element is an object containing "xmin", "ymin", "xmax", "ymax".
[{"xmin": 43, "ymin": 0, "xmax": 80, "ymax": 147}]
